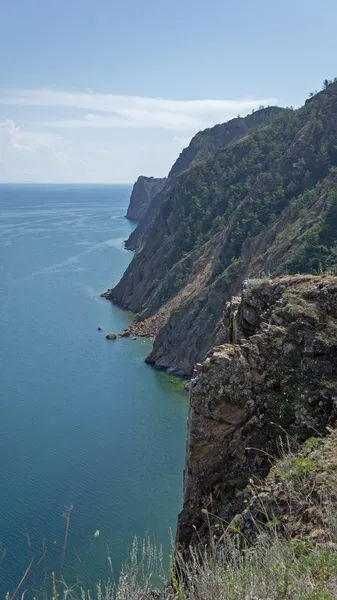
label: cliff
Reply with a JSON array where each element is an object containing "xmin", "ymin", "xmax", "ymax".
[
  {"xmin": 176, "ymin": 275, "xmax": 337, "ymax": 551},
  {"xmin": 125, "ymin": 106, "xmax": 284, "ymax": 251},
  {"xmin": 125, "ymin": 176, "xmax": 166, "ymax": 221},
  {"xmin": 105, "ymin": 82, "xmax": 337, "ymax": 375}
]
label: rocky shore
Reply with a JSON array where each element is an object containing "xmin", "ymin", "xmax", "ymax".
[{"xmin": 100, "ymin": 289, "xmax": 167, "ymax": 340}]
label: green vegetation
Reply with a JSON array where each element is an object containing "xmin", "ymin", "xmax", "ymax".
[
  {"xmin": 278, "ymin": 455, "xmax": 319, "ymax": 480},
  {"xmin": 118, "ymin": 80, "xmax": 337, "ymax": 314},
  {"xmin": 168, "ymin": 106, "xmax": 284, "ymax": 178},
  {"xmin": 168, "ymin": 81, "xmax": 337, "ymax": 287}
]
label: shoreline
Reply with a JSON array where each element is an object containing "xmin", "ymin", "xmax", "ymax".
[{"xmin": 100, "ymin": 288, "xmax": 165, "ymax": 340}]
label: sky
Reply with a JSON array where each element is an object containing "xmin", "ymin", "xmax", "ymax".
[{"xmin": 0, "ymin": 0, "xmax": 336, "ymax": 183}]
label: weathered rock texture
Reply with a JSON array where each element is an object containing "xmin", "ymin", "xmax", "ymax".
[
  {"xmin": 125, "ymin": 176, "xmax": 166, "ymax": 221},
  {"xmin": 176, "ymin": 275, "xmax": 337, "ymax": 551}
]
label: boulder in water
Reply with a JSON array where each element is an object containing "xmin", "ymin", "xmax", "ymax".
[{"xmin": 105, "ymin": 333, "xmax": 117, "ymax": 340}]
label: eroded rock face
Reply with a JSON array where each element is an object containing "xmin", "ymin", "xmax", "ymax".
[
  {"xmin": 176, "ymin": 275, "xmax": 337, "ymax": 551},
  {"xmin": 125, "ymin": 176, "xmax": 166, "ymax": 222}
]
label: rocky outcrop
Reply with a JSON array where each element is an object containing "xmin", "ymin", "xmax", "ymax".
[
  {"xmin": 176, "ymin": 275, "xmax": 337, "ymax": 551},
  {"xmin": 105, "ymin": 332, "xmax": 117, "ymax": 340},
  {"xmin": 125, "ymin": 176, "xmax": 166, "ymax": 222}
]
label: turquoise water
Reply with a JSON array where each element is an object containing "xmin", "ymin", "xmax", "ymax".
[{"xmin": 0, "ymin": 184, "xmax": 188, "ymax": 596}]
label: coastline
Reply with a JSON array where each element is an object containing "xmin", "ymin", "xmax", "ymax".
[{"xmin": 100, "ymin": 288, "xmax": 168, "ymax": 340}]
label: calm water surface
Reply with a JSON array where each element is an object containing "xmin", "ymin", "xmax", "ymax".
[{"xmin": 0, "ymin": 184, "xmax": 188, "ymax": 595}]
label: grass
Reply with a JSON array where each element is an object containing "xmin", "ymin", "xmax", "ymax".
[
  {"xmin": 8, "ymin": 534, "xmax": 336, "ymax": 600},
  {"xmin": 64, "ymin": 534, "xmax": 337, "ymax": 600},
  {"xmin": 5, "ymin": 431, "xmax": 337, "ymax": 599},
  {"xmin": 5, "ymin": 514, "xmax": 337, "ymax": 599}
]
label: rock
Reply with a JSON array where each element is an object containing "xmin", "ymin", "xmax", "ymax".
[
  {"xmin": 176, "ymin": 276, "xmax": 337, "ymax": 553},
  {"xmin": 97, "ymin": 327, "xmax": 102, "ymax": 331},
  {"xmin": 131, "ymin": 336, "xmax": 137, "ymax": 340},
  {"xmin": 105, "ymin": 333, "xmax": 117, "ymax": 340},
  {"xmin": 100, "ymin": 289, "xmax": 112, "ymax": 298},
  {"xmin": 119, "ymin": 331, "xmax": 130, "ymax": 338},
  {"xmin": 125, "ymin": 176, "xmax": 166, "ymax": 221},
  {"xmin": 184, "ymin": 377, "xmax": 199, "ymax": 392}
]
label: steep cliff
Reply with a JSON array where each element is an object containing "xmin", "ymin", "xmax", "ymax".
[
  {"xmin": 125, "ymin": 107, "xmax": 284, "ymax": 250},
  {"xmin": 106, "ymin": 82, "xmax": 337, "ymax": 375},
  {"xmin": 176, "ymin": 275, "xmax": 337, "ymax": 551},
  {"xmin": 125, "ymin": 176, "xmax": 166, "ymax": 221}
]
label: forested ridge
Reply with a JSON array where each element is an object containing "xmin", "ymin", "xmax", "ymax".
[{"xmin": 108, "ymin": 80, "xmax": 337, "ymax": 374}]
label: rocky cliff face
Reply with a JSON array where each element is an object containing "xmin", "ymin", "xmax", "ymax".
[
  {"xmin": 125, "ymin": 178, "xmax": 174, "ymax": 250},
  {"xmin": 125, "ymin": 176, "xmax": 166, "ymax": 221},
  {"xmin": 105, "ymin": 83, "xmax": 337, "ymax": 375},
  {"xmin": 176, "ymin": 275, "xmax": 337, "ymax": 551}
]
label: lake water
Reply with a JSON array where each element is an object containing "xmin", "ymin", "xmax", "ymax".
[{"xmin": 0, "ymin": 184, "xmax": 188, "ymax": 596}]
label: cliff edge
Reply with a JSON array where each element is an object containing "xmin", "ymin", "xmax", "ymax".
[{"xmin": 176, "ymin": 275, "xmax": 337, "ymax": 551}]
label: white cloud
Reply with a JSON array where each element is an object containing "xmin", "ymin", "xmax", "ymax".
[
  {"xmin": 0, "ymin": 87, "xmax": 280, "ymax": 182},
  {"xmin": 0, "ymin": 119, "xmax": 74, "ymax": 182},
  {"xmin": 0, "ymin": 88, "xmax": 278, "ymax": 132}
]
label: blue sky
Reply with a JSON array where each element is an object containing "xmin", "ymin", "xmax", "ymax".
[{"xmin": 0, "ymin": 0, "xmax": 336, "ymax": 183}]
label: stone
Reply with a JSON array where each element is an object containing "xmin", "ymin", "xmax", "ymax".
[{"xmin": 105, "ymin": 333, "xmax": 117, "ymax": 340}]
